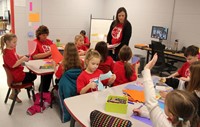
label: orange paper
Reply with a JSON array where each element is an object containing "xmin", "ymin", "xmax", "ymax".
[
  {"xmin": 50, "ymin": 44, "xmax": 63, "ymax": 64},
  {"xmin": 29, "ymin": 13, "xmax": 40, "ymax": 22},
  {"xmin": 123, "ymin": 89, "xmax": 145, "ymax": 103}
]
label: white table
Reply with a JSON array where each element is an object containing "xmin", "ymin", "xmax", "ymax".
[
  {"xmin": 25, "ymin": 59, "xmax": 54, "ymax": 111},
  {"xmin": 64, "ymin": 81, "xmax": 151, "ymax": 127},
  {"xmin": 25, "ymin": 59, "xmax": 54, "ymax": 75}
]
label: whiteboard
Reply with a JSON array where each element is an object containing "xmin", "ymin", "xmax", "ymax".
[{"xmin": 89, "ymin": 18, "xmax": 113, "ymax": 49}]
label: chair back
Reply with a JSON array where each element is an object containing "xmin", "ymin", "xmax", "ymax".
[
  {"xmin": 150, "ymin": 41, "xmax": 166, "ymax": 67},
  {"xmin": 3, "ymin": 64, "xmax": 14, "ymax": 87}
]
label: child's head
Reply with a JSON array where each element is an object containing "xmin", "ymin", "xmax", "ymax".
[
  {"xmin": 74, "ymin": 35, "xmax": 84, "ymax": 46},
  {"xmin": 85, "ymin": 49, "xmax": 101, "ymax": 73},
  {"xmin": 165, "ymin": 90, "xmax": 199, "ymax": 126},
  {"xmin": 118, "ymin": 45, "xmax": 133, "ymax": 79},
  {"xmin": 62, "ymin": 42, "xmax": 82, "ymax": 71},
  {"xmin": 80, "ymin": 30, "xmax": 86, "ymax": 36},
  {"xmin": 0, "ymin": 33, "xmax": 17, "ymax": 54},
  {"xmin": 36, "ymin": 25, "xmax": 49, "ymax": 41},
  {"xmin": 184, "ymin": 45, "xmax": 199, "ymax": 64},
  {"xmin": 95, "ymin": 41, "xmax": 108, "ymax": 62},
  {"xmin": 188, "ymin": 61, "xmax": 200, "ymax": 92}
]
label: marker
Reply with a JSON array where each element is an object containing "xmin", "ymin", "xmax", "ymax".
[
  {"xmin": 128, "ymin": 101, "xmax": 134, "ymax": 105},
  {"xmin": 137, "ymin": 104, "xmax": 143, "ymax": 109}
]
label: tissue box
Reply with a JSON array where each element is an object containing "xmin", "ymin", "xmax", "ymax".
[{"xmin": 105, "ymin": 95, "xmax": 128, "ymax": 114}]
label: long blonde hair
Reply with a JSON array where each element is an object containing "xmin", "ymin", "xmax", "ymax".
[
  {"xmin": 0, "ymin": 33, "xmax": 17, "ymax": 54},
  {"xmin": 84, "ymin": 49, "xmax": 101, "ymax": 68}
]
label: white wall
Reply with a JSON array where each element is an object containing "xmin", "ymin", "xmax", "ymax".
[
  {"xmin": 171, "ymin": 0, "xmax": 200, "ymax": 49},
  {"xmin": 13, "ymin": 0, "xmax": 200, "ymax": 55},
  {"xmin": 41, "ymin": 0, "xmax": 105, "ymax": 43}
]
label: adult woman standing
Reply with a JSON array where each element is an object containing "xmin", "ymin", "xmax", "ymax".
[{"xmin": 107, "ymin": 7, "xmax": 132, "ymax": 61}]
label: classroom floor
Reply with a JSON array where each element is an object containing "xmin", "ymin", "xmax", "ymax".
[{"xmin": 0, "ymin": 55, "xmax": 81, "ymax": 127}]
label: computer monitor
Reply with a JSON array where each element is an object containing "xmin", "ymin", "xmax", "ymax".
[{"xmin": 151, "ymin": 26, "xmax": 168, "ymax": 41}]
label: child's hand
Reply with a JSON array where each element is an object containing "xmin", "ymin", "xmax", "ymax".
[
  {"xmin": 159, "ymin": 91, "xmax": 168, "ymax": 99},
  {"xmin": 89, "ymin": 81, "xmax": 97, "ymax": 89},
  {"xmin": 133, "ymin": 108, "xmax": 142, "ymax": 116},
  {"xmin": 108, "ymin": 74, "xmax": 116, "ymax": 85},
  {"xmin": 22, "ymin": 56, "xmax": 29, "ymax": 62},
  {"xmin": 144, "ymin": 53, "xmax": 158, "ymax": 70},
  {"xmin": 135, "ymin": 62, "xmax": 140, "ymax": 69}
]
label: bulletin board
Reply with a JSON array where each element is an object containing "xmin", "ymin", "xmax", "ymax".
[{"xmin": 89, "ymin": 18, "xmax": 113, "ymax": 49}]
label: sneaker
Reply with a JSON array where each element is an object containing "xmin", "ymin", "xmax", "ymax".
[{"xmin": 9, "ymin": 95, "xmax": 22, "ymax": 103}]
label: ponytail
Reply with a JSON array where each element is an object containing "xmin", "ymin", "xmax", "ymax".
[
  {"xmin": 0, "ymin": 36, "xmax": 5, "ymax": 54},
  {"xmin": 0, "ymin": 33, "xmax": 17, "ymax": 54},
  {"xmin": 124, "ymin": 62, "xmax": 133, "ymax": 80}
]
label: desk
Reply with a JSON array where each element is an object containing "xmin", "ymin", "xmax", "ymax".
[
  {"xmin": 25, "ymin": 59, "xmax": 54, "ymax": 111},
  {"xmin": 64, "ymin": 82, "xmax": 151, "ymax": 127},
  {"xmin": 134, "ymin": 44, "xmax": 186, "ymax": 63}
]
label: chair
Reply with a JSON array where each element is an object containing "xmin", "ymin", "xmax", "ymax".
[
  {"xmin": 3, "ymin": 64, "xmax": 35, "ymax": 115},
  {"xmin": 150, "ymin": 41, "xmax": 177, "ymax": 76}
]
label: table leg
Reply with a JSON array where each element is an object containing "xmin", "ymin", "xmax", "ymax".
[
  {"xmin": 40, "ymin": 76, "xmax": 44, "ymax": 112},
  {"xmin": 146, "ymin": 50, "xmax": 150, "ymax": 64},
  {"xmin": 70, "ymin": 117, "xmax": 76, "ymax": 127}
]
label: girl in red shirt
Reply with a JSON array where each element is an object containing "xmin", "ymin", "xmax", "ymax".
[
  {"xmin": 113, "ymin": 45, "xmax": 139, "ymax": 86},
  {"xmin": 55, "ymin": 43, "xmax": 83, "ymax": 84},
  {"xmin": 77, "ymin": 49, "xmax": 116, "ymax": 94},
  {"xmin": 0, "ymin": 33, "xmax": 36, "ymax": 103},
  {"xmin": 95, "ymin": 41, "xmax": 114, "ymax": 73},
  {"xmin": 74, "ymin": 35, "xmax": 88, "ymax": 56}
]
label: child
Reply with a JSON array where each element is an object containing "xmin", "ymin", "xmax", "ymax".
[
  {"xmin": 160, "ymin": 45, "xmax": 199, "ymax": 90},
  {"xmin": 56, "ymin": 42, "xmax": 83, "ymax": 123},
  {"xmin": 77, "ymin": 49, "xmax": 116, "ymax": 94},
  {"xmin": 95, "ymin": 41, "xmax": 114, "ymax": 73},
  {"xmin": 134, "ymin": 54, "xmax": 199, "ymax": 127},
  {"xmin": 74, "ymin": 34, "xmax": 88, "ymax": 56},
  {"xmin": 55, "ymin": 42, "xmax": 83, "ymax": 84},
  {"xmin": 113, "ymin": 45, "xmax": 139, "ymax": 86},
  {"xmin": 80, "ymin": 30, "xmax": 90, "ymax": 49},
  {"xmin": 0, "ymin": 33, "xmax": 36, "ymax": 103},
  {"xmin": 187, "ymin": 61, "xmax": 200, "ymax": 116},
  {"xmin": 31, "ymin": 25, "xmax": 53, "ymax": 92}
]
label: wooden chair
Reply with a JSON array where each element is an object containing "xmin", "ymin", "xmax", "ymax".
[{"xmin": 3, "ymin": 64, "xmax": 35, "ymax": 115}]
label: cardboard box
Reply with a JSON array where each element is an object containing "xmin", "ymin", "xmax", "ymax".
[{"xmin": 105, "ymin": 95, "xmax": 128, "ymax": 114}]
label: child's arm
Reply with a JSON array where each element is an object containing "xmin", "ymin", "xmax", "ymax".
[
  {"xmin": 12, "ymin": 56, "xmax": 29, "ymax": 68},
  {"xmin": 133, "ymin": 108, "xmax": 150, "ymax": 119},
  {"xmin": 79, "ymin": 82, "xmax": 97, "ymax": 94},
  {"xmin": 167, "ymin": 71, "xmax": 179, "ymax": 78},
  {"xmin": 32, "ymin": 51, "xmax": 52, "ymax": 59},
  {"xmin": 107, "ymin": 74, "xmax": 116, "ymax": 86},
  {"xmin": 143, "ymin": 54, "xmax": 172, "ymax": 126}
]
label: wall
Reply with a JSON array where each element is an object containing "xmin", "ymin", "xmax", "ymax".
[
  {"xmin": 41, "ymin": 0, "xmax": 105, "ymax": 43},
  {"xmin": 14, "ymin": 0, "xmax": 200, "ymax": 55},
  {"xmin": 171, "ymin": 0, "xmax": 200, "ymax": 49}
]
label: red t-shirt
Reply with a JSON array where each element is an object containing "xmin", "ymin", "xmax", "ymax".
[
  {"xmin": 77, "ymin": 45, "xmax": 88, "ymax": 52},
  {"xmin": 77, "ymin": 69, "xmax": 108, "ymax": 94},
  {"xmin": 3, "ymin": 48, "xmax": 25, "ymax": 83},
  {"xmin": 31, "ymin": 39, "xmax": 53, "ymax": 59},
  {"xmin": 113, "ymin": 61, "xmax": 137, "ymax": 86},
  {"xmin": 55, "ymin": 59, "xmax": 84, "ymax": 79},
  {"xmin": 178, "ymin": 62, "xmax": 190, "ymax": 77},
  {"xmin": 111, "ymin": 23, "xmax": 123, "ymax": 44},
  {"xmin": 84, "ymin": 36, "xmax": 90, "ymax": 49},
  {"xmin": 98, "ymin": 56, "xmax": 114, "ymax": 73}
]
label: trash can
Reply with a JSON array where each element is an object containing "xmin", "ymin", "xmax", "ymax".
[{"xmin": 133, "ymin": 54, "xmax": 145, "ymax": 76}]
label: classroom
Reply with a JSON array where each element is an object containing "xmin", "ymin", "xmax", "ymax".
[{"xmin": 0, "ymin": 0, "xmax": 200, "ymax": 127}]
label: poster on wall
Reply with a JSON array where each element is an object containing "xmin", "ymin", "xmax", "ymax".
[{"xmin": 90, "ymin": 18, "xmax": 113, "ymax": 49}]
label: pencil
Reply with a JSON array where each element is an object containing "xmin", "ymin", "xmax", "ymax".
[{"xmin": 137, "ymin": 104, "xmax": 143, "ymax": 109}]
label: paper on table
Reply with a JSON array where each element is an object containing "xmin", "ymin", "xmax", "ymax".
[
  {"xmin": 131, "ymin": 114, "xmax": 153, "ymax": 126},
  {"xmin": 124, "ymin": 84, "xmax": 143, "ymax": 91},
  {"xmin": 123, "ymin": 89, "xmax": 145, "ymax": 102},
  {"xmin": 132, "ymin": 56, "xmax": 140, "ymax": 64},
  {"xmin": 50, "ymin": 44, "xmax": 63, "ymax": 64},
  {"xmin": 99, "ymin": 71, "xmax": 112, "ymax": 81},
  {"xmin": 107, "ymin": 43, "xmax": 120, "ymax": 49}
]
